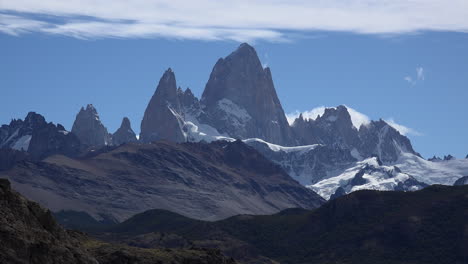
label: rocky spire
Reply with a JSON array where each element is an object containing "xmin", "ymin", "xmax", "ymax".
[
  {"xmin": 112, "ymin": 117, "xmax": 137, "ymax": 145},
  {"xmin": 201, "ymin": 43, "xmax": 293, "ymax": 145},
  {"xmin": 71, "ymin": 104, "xmax": 111, "ymax": 147},
  {"xmin": 140, "ymin": 68, "xmax": 186, "ymax": 143}
]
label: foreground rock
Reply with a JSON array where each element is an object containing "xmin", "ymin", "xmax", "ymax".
[
  {"xmin": 0, "ymin": 178, "xmax": 97, "ymax": 264},
  {"xmin": 0, "ymin": 178, "xmax": 237, "ymax": 264}
]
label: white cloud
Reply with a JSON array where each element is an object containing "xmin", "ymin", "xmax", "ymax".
[
  {"xmin": 286, "ymin": 105, "xmax": 370, "ymax": 129},
  {"xmin": 286, "ymin": 107, "xmax": 326, "ymax": 125},
  {"xmin": 404, "ymin": 76, "xmax": 415, "ymax": 85},
  {"xmin": 416, "ymin": 67, "xmax": 425, "ymax": 80},
  {"xmin": 346, "ymin": 107, "xmax": 371, "ymax": 129},
  {"xmin": 384, "ymin": 118, "xmax": 422, "ymax": 136},
  {"xmin": 1, "ymin": 0, "xmax": 468, "ymax": 41},
  {"xmin": 404, "ymin": 67, "xmax": 425, "ymax": 85}
]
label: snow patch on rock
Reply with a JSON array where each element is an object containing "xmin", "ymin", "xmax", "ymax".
[
  {"xmin": 217, "ymin": 98, "xmax": 252, "ymax": 128},
  {"xmin": 12, "ymin": 135, "xmax": 32, "ymax": 151}
]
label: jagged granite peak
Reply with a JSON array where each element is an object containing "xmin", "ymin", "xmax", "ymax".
[
  {"xmin": 201, "ymin": 43, "xmax": 293, "ymax": 145},
  {"xmin": 112, "ymin": 117, "xmax": 137, "ymax": 145},
  {"xmin": 358, "ymin": 119, "xmax": 417, "ymax": 162},
  {"xmin": 0, "ymin": 112, "xmax": 81, "ymax": 160},
  {"xmin": 178, "ymin": 87, "xmax": 200, "ymax": 112},
  {"xmin": 71, "ymin": 104, "xmax": 111, "ymax": 147},
  {"xmin": 140, "ymin": 68, "xmax": 186, "ymax": 143},
  {"xmin": 292, "ymin": 105, "xmax": 360, "ymax": 148}
]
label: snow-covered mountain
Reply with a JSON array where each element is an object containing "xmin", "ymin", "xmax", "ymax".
[{"xmin": 309, "ymin": 157, "xmax": 427, "ymax": 200}]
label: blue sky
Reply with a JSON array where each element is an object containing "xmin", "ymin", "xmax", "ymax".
[{"xmin": 1, "ymin": 1, "xmax": 468, "ymax": 158}]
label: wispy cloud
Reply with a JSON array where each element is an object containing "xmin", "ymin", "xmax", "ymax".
[
  {"xmin": 384, "ymin": 118, "xmax": 422, "ymax": 136},
  {"xmin": 1, "ymin": 0, "xmax": 468, "ymax": 41},
  {"xmin": 404, "ymin": 66, "xmax": 425, "ymax": 85}
]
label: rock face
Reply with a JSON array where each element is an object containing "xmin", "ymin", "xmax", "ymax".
[
  {"xmin": 0, "ymin": 140, "xmax": 324, "ymax": 222},
  {"xmin": 0, "ymin": 179, "xmax": 97, "ymax": 264},
  {"xmin": 140, "ymin": 68, "xmax": 186, "ymax": 143},
  {"xmin": 0, "ymin": 112, "xmax": 81, "ymax": 160},
  {"xmin": 201, "ymin": 43, "xmax": 293, "ymax": 145},
  {"xmin": 112, "ymin": 117, "xmax": 137, "ymax": 145},
  {"xmin": 358, "ymin": 119, "xmax": 417, "ymax": 162},
  {"xmin": 72, "ymin": 104, "xmax": 111, "ymax": 147}
]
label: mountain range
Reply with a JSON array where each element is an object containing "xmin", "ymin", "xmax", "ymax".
[{"xmin": 1, "ymin": 43, "xmax": 468, "ymax": 223}]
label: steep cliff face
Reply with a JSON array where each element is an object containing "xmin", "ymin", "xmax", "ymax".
[
  {"xmin": 201, "ymin": 43, "xmax": 293, "ymax": 145},
  {"xmin": 71, "ymin": 104, "xmax": 111, "ymax": 147},
  {"xmin": 140, "ymin": 68, "xmax": 186, "ymax": 143}
]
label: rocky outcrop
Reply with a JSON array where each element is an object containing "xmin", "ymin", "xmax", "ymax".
[
  {"xmin": 140, "ymin": 68, "xmax": 186, "ymax": 143},
  {"xmin": 201, "ymin": 43, "xmax": 293, "ymax": 145},
  {"xmin": 0, "ymin": 112, "xmax": 81, "ymax": 160},
  {"xmin": 71, "ymin": 104, "xmax": 111, "ymax": 147},
  {"xmin": 112, "ymin": 117, "xmax": 137, "ymax": 145},
  {"xmin": 0, "ymin": 178, "xmax": 97, "ymax": 264}
]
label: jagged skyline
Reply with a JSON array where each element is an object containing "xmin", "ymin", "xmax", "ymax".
[{"xmin": 1, "ymin": 34, "xmax": 467, "ymax": 158}]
